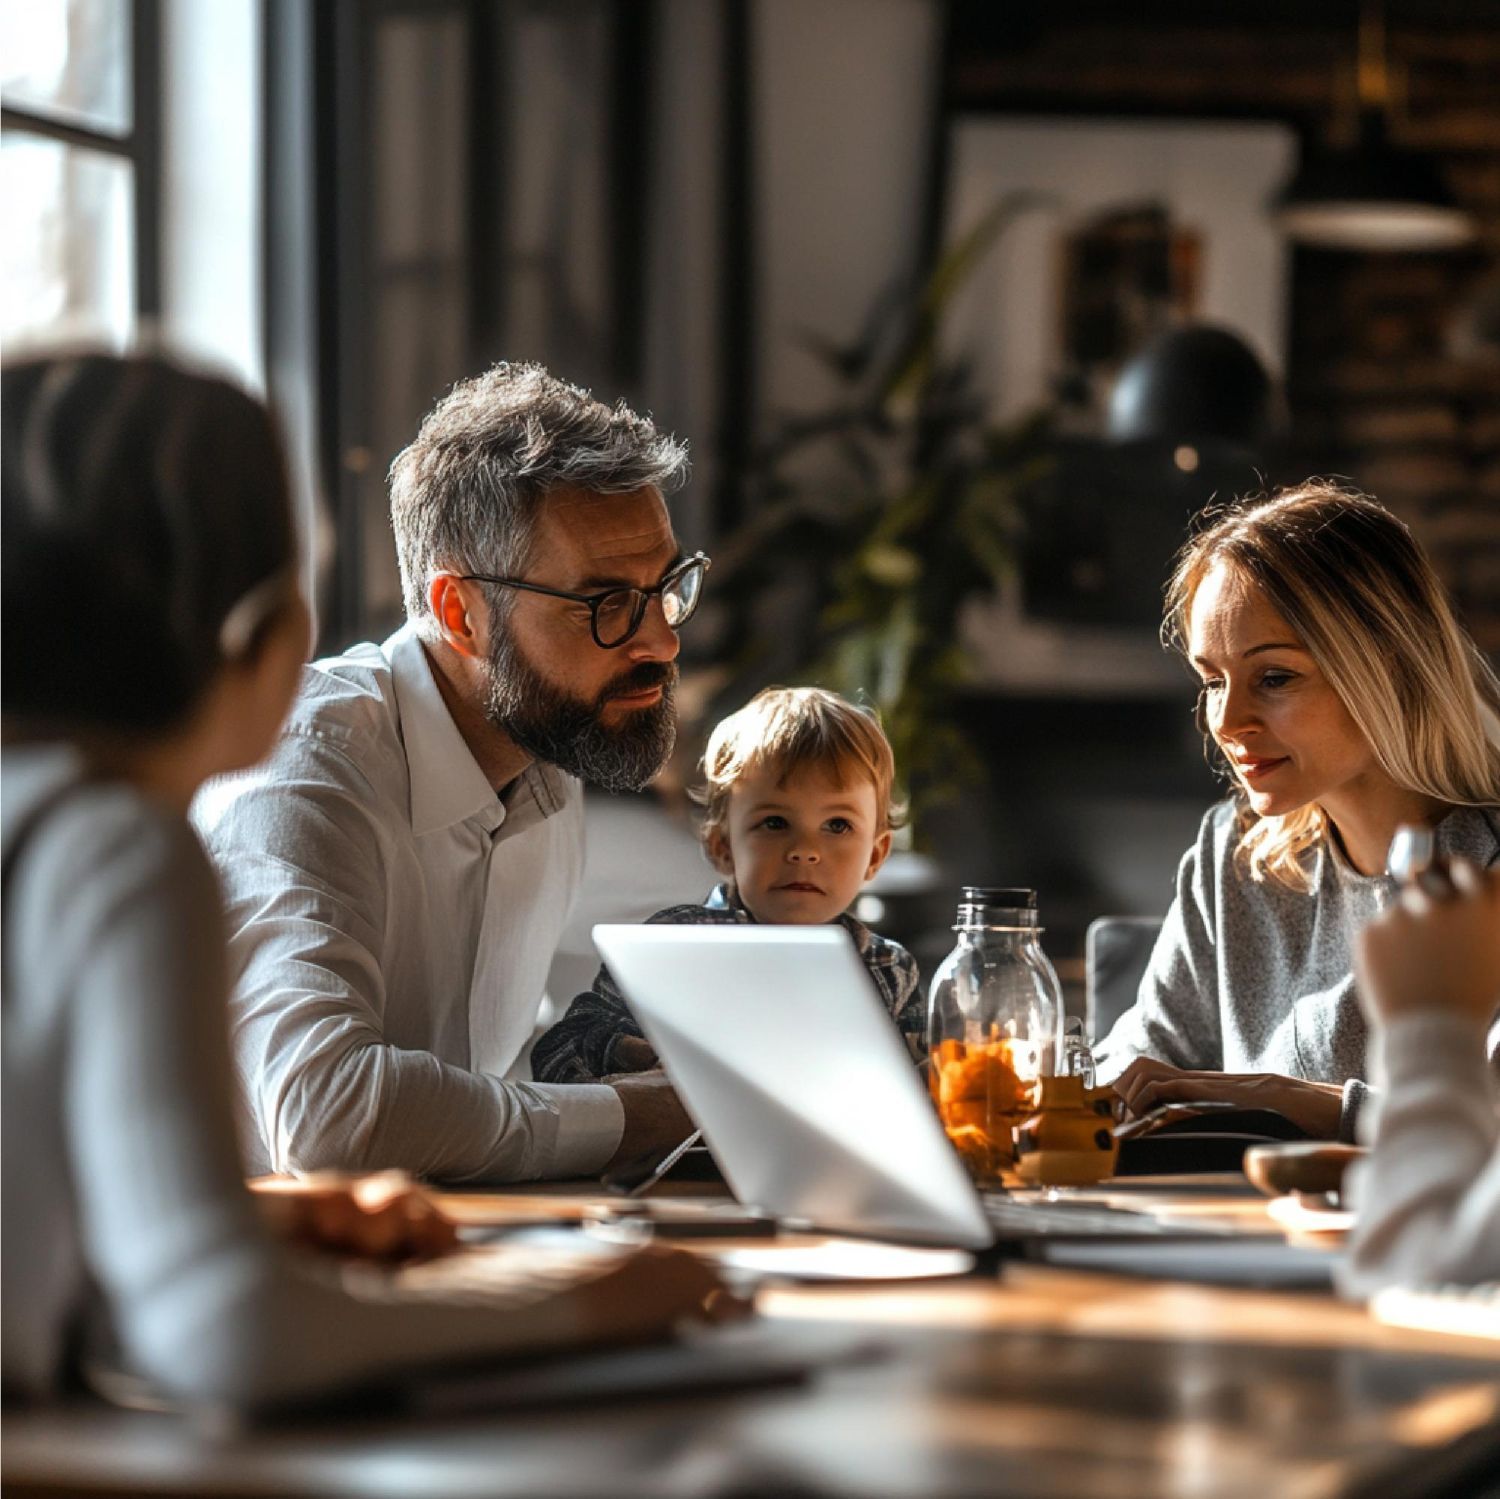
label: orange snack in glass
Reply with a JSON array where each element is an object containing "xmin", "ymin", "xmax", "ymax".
[{"xmin": 929, "ymin": 1033, "xmax": 1037, "ymax": 1186}]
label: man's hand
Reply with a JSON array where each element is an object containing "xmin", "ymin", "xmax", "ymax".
[
  {"xmin": 1357, "ymin": 860, "xmax": 1500, "ymax": 1026},
  {"xmin": 251, "ymin": 1171, "xmax": 459, "ymax": 1261},
  {"xmin": 1110, "ymin": 1056, "xmax": 1345, "ymax": 1138},
  {"xmin": 605, "ymin": 1071, "xmax": 694, "ymax": 1170}
]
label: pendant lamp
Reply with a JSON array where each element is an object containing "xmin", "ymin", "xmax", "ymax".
[
  {"xmin": 1107, "ymin": 325, "xmax": 1274, "ymax": 452},
  {"xmin": 1273, "ymin": 3, "xmax": 1474, "ymax": 253}
]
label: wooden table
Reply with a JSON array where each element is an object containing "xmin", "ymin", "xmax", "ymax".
[{"xmin": 6, "ymin": 1180, "xmax": 1499, "ymax": 1499}]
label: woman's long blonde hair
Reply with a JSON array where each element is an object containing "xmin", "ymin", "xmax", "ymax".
[{"xmin": 1164, "ymin": 481, "xmax": 1500, "ymax": 890}]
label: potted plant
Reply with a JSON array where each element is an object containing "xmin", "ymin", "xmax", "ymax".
[{"xmin": 702, "ymin": 197, "xmax": 1053, "ymax": 833}]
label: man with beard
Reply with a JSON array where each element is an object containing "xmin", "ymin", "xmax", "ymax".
[{"xmin": 195, "ymin": 363, "xmax": 703, "ymax": 1181}]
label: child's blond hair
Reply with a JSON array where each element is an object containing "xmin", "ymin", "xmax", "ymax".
[{"xmin": 695, "ymin": 687, "xmax": 907, "ymax": 851}]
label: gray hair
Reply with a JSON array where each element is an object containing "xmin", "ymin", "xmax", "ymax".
[{"xmin": 389, "ymin": 361, "xmax": 690, "ymax": 621}]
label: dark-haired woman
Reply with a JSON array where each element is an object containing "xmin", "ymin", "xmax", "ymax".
[
  {"xmin": 2, "ymin": 351, "xmax": 723, "ymax": 1413},
  {"xmin": 1095, "ymin": 482, "xmax": 1500, "ymax": 1141}
]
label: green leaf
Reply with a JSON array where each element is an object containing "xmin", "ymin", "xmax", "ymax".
[
  {"xmin": 703, "ymin": 198, "xmax": 1064, "ymax": 842},
  {"xmin": 860, "ymin": 543, "xmax": 922, "ymax": 589}
]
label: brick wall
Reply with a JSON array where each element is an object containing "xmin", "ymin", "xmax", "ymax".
[{"xmin": 949, "ymin": 2, "xmax": 1500, "ymax": 647}]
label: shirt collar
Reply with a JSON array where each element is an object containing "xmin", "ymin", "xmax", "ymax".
[
  {"xmin": 835, "ymin": 907, "xmax": 874, "ymax": 954},
  {"xmin": 387, "ymin": 623, "xmax": 508, "ymax": 837}
]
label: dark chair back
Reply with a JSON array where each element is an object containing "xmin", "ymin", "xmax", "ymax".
[{"xmin": 1085, "ymin": 916, "xmax": 1163, "ymax": 1042}]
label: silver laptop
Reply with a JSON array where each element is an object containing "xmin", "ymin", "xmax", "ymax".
[
  {"xmin": 591, "ymin": 924, "xmax": 1257, "ymax": 1254},
  {"xmin": 592, "ymin": 923, "xmax": 993, "ymax": 1248}
]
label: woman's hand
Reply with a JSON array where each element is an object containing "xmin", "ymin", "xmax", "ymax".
[
  {"xmin": 1357, "ymin": 860, "xmax": 1500, "ymax": 1027},
  {"xmin": 1110, "ymin": 1057, "xmax": 1345, "ymax": 1139},
  {"xmin": 250, "ymin": 1171, "xmax": 459, "ymax": 1262}
]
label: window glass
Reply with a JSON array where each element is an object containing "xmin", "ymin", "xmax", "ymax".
[
  {"xmin": 2, "ymin": 133, "xmax": 134, "ymax": 348},
  {"xmin": 0, "ymin": 0, "xmax": 131, "ymax": 136}
]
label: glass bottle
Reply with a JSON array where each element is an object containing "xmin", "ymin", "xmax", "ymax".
[{"xmin": 926, "ymin": 886, "xmax": 1065, "ymax": 1188}]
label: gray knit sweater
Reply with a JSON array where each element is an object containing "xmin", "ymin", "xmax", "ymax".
[{"xmin": 1095, "ymin": 799, "xmax": 1500, "ymax": 1142}]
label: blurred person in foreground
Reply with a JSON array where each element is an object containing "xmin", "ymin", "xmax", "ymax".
[
  {"xmin": 1, "ymin": 351, "xmax": 727, "ymax": 1414},
  {"xmin": 194, "ymin": 362, "xmax": 706, "ymax": 1182},
  {"xmin": 1341, "ymin": 859, "xmax": 1500, "ymax": 1296},
  {"xmin": 1098, "ymin": 483, "xmax": 1500, "ymax": 1141}
]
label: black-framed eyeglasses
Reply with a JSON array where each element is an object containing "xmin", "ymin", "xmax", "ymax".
[{"xmin": 459, "ymin": 552, "xmax": 711, "ymax": 649}]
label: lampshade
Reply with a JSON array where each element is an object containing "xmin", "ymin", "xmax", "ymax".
[
  {"xmin": 1274, "ymin": 111, "xmax": 1474, "ymax": 253},
  {"xmin": 1107, "ymin": 325, "xmax": 1274, "ymax": 451}
]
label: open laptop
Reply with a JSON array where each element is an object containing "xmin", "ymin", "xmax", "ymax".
[{"xmin": 592, "ymin": 924, "xmax": 1253, "ymax": 1252}]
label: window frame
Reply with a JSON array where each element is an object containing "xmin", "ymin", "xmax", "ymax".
[{"xmin": 1, "ymin": 0, "xmax": 163, "ymax": 324}]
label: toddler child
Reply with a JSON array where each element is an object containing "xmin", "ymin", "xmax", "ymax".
[{"xmin": 532, "ymin": 686, "xmax": 924, "ymax": 1083}]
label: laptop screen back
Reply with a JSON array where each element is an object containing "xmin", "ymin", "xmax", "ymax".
[{"xmin": 591, "ymin": 924, "xmax": 993, "ymax": 1249}]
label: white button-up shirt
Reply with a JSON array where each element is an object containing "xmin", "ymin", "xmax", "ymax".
[{"xmin": 193, "ymin": 624, "xmax": 624, "ymax": 1182}]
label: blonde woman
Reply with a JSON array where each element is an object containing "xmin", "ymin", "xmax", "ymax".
[{"xmin": 1096, "ymin": 483, "xmax": 1500, "ymax": 1142}]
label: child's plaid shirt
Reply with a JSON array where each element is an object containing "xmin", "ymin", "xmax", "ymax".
[{"xmin": 532, "ymin": 883, "xmax": 925, "ymax": 1083}]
